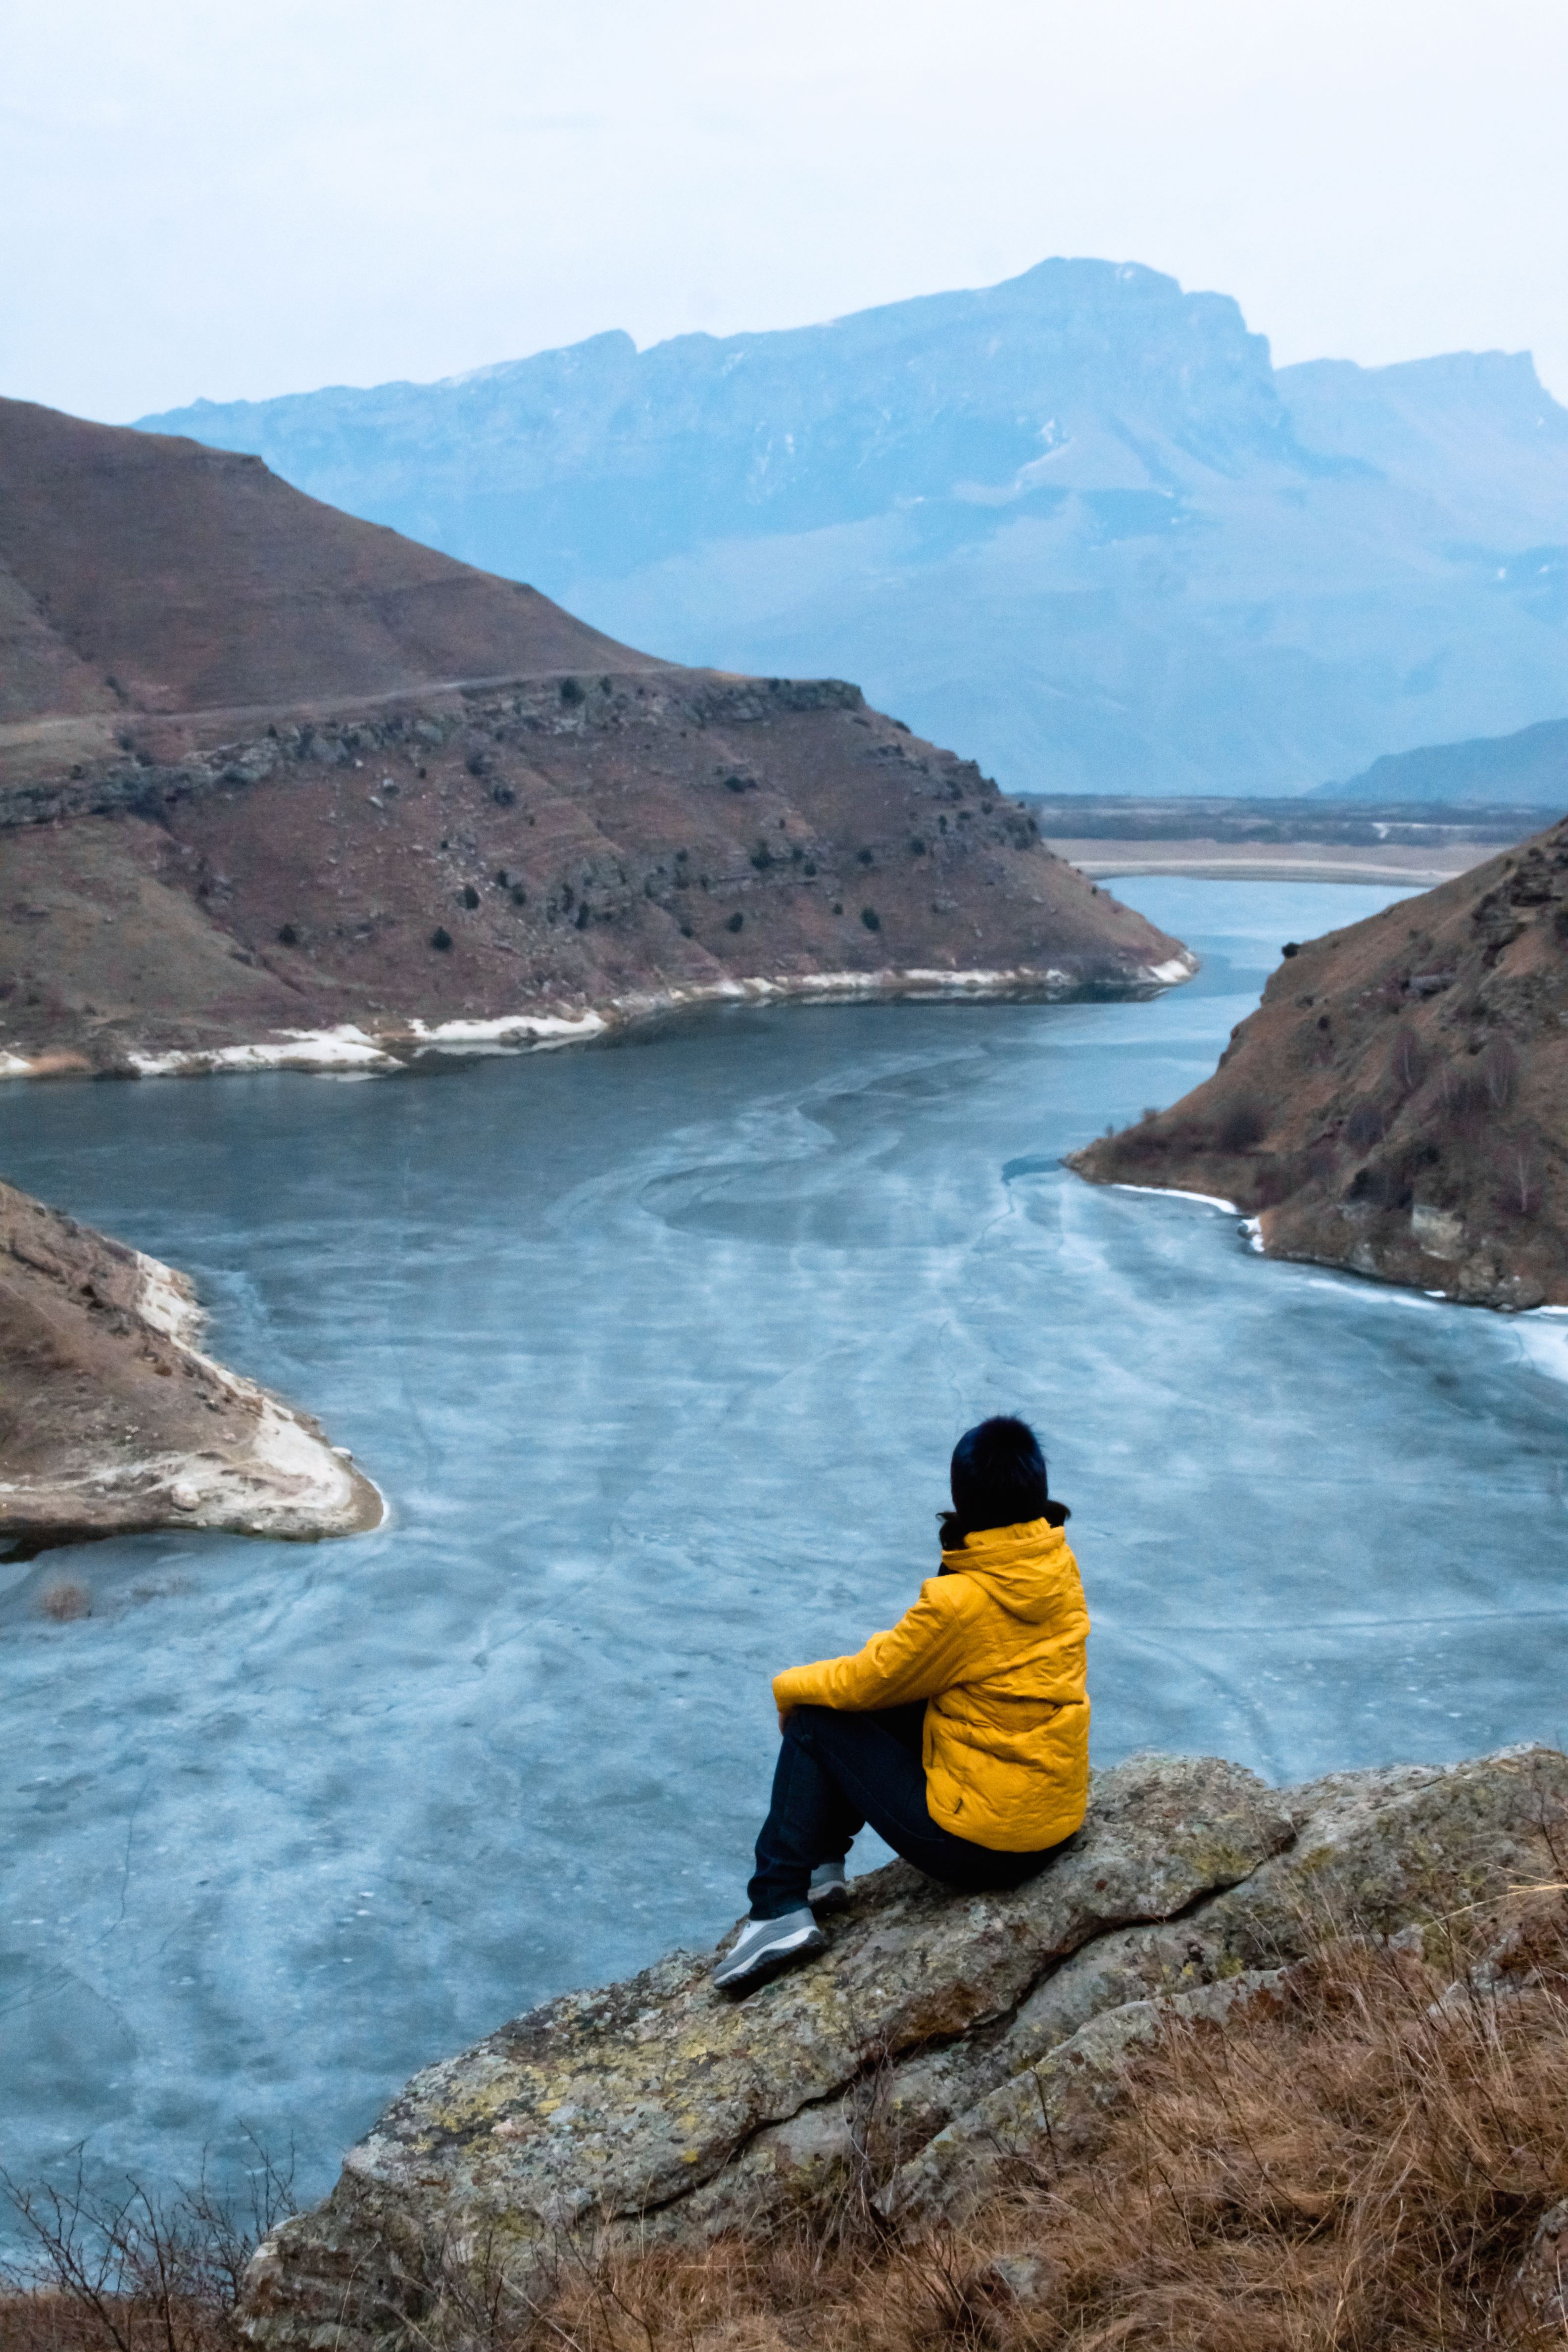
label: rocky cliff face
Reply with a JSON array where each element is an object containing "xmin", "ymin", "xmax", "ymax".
[
  {"xmin": 240, "ymin": 1744, "xmax": 1567, "ymax": 2350},
  {"xmin": 1070, "ymin": 817, "xmax": 1568, "ymax": 1308},
  {"xmin": 0, "ymin": 1177, "xmax": 380, "ymax": 1547},
  {"xmin": 0, "ymin": 400, "xmax": 1191, "ymax": 1076}
]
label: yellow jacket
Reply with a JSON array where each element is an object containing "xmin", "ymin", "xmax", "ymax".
[{"xmin": 771, "ymin": 1518, "xmax": 1089, "ymax": 1852}]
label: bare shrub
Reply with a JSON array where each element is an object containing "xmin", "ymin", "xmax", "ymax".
[
  {"xmin": 0, "ymin": 2143, "xmax": 294, "ymax": 2352},
  {"xmin": 38, "ymin": 1582, "xmax": 91, "ymax": 1623},
  {"xmin": 1433, "ymin": 1056, "xmax": 1490, "ymax": 1137},
  {"xmin": 1389, "ymin": 1023, "xmax": 1426, "ymax": 1092},
  {"xmin": 1346, "ymin": 1160, "xmax": 1400, "ymax": 1209},
  {"xmin": 1495, "ymin": 1138, "xmax": 1546, "ymax": 1219},
  {"xmin": 1481, "ymin": 1034, "xmax": 1521, "ymax": 1110},
  {"xmin": 1344, "ymin": 1099, "xmax": 1385, "ymax": 1149},
  {"xmin": 1217, "ymin": 1095, "xmax": 1269, "ymax": 1153}
]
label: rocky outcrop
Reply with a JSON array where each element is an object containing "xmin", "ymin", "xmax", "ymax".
[
  {"xmin": 0, "ymin": 683, "xmax": 1192, "ymax": 1082},
  {"xmin": 0, "ymin": 399, "xmax": 1193, "ymax": 1078},
  {"xmin": 0, "ymin": 1176, "xmax": 381, "ymax": 1547},
  {"xmin": 1069, "ymin": 815, "xmax": 1568, "ymax": 1307},
  {"xmin": 1509, "ymin": 2200, "xmax": 1568, "ymax": 2335},
  {"xmin": 240, "ymin": 1744, "xmax": 1567, "ymax": 2349}
]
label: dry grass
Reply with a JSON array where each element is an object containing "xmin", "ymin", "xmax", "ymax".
[{"xmin": 6, "ymin": 1906, "xmax": 1568, "ymax": 2352}]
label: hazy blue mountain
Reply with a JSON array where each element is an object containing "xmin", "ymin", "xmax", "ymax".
[
  {"xmin": 139, "ymin": 259, "xmax": 1568, "ymax": 796},
  {"xmin": 1322, "ymin": 714, "xmax": 1568, "ymax": 804}
]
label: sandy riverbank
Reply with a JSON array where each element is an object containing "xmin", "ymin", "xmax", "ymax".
[{"xmin": 1048, "ymin": 838, "xmax": 1493, "ymax": 885}]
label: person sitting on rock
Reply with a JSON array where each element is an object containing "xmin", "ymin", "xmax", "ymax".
[{"xmin": 714, "ymin": 1414, "xmax": 1089, "ymax": 1990}]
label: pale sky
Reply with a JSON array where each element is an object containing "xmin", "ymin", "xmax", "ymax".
[{"xmin": 6, "ymin": 0, "xmax": 1568, "ymax": 424}]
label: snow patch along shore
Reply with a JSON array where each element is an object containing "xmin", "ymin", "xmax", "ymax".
[
  {"xmin": 128, "ymin": 1249, "xmax": 385, "ymax": 1538},
  {"xmin": 1517, "ymin": 1307, "xmax": 1568, "ymax": 1385},
  {"xmin": 0, "ymin": 957, "xmax": 1199, "ymax": 1082},
  {"xmin": 1111, "ymin": 1183, "xmax": 1242, "ymax": 1214}
]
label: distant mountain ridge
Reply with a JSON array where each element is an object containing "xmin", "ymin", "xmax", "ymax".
[
  {"xmin": 139, "ymin": 258, "xmax": 1568, "ymax": 798},
  {"xmin": 1323, "ymin": 714, "xmax": 1568, "ymax": 806},
  {"xmin": 149, "ymin": 265, "xmax": 1294, "ymax": 576}
]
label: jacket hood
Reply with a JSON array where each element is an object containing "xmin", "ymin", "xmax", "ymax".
[{"xmin": 938, "ymin": 1518, "xmax": 1075, "ymax": 1623}]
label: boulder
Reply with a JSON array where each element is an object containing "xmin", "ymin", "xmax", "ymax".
[{"xmin": 241, "ymin": 1745, "xmax": 1568, "ymax": 2349}]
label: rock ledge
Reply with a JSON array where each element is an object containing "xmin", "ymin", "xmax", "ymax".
[{"xmin": 241, "ymin": 1743, "xmax": 1567, "ymax": 2348}]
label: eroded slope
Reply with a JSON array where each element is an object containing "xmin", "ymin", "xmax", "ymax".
[
  {"xmin": 0, "ymin": 396, "xmax": 660, "ymax": 732},
  {"xmin": 0, "ymin": 399, "xmax": 1192, "ymax": 1069}
]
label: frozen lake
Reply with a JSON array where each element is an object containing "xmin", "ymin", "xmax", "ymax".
[{"xmin": 2, "ymin": 877, "xmax": 1565, "ymax": 2216}]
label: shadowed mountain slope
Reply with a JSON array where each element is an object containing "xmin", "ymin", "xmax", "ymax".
[
  {"xmin": 1069, "ymin": 818, "xmax": 1568, "ymax": 1307},
  {"xmin": 0, "ymin": 401, "xmax": 1191, "ymax": 1078},
  {"xmin": 140, "ymin": 259, "xmax": 1568, "ymax": 797}
]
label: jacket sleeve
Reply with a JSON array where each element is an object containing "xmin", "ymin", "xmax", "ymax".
[{"xmin": 773, "ymin": 1579, "xmax": 976, "ymax": 1714}]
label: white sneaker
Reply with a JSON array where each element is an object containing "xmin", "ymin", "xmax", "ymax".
[
  {"xmin": 807, "ymin": 1862, "xmax": 848, "ymax": 1911},
  {"xmin": 713, "ymin": 1908, "xmax": 825, "ymax": 1990}
]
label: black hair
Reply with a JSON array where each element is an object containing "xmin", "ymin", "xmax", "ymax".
[{"xmin": 940, "ymin": 1414, "xmax": 1067, "ymax": 1551}]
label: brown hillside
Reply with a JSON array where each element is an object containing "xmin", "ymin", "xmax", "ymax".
[
  {"xmin": 0, "ymin": 675, "xmax": 1190, "ymax": 1073},
  {"xmin": 0, "ymin": 401, "xmax": 1191, "ymax": 1073},
  {"xmin": 0, "ymin": 396, "xmax": 659, "ymax": 730},
  {"xmin": 1070, "ymin": 817, "xmax": 1568, "ymax": 1307}
]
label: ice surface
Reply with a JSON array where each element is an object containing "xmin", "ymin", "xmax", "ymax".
[
  {"xmin": 1517, "ymin": 1316, "xmax": 1568, "ymax": 1385},
  {"xmin": 1, "ymin": 879, "xmax": 1564, "ymax": 2223}
]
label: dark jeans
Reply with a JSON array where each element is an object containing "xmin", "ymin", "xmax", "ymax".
[{"xmin": 747, "ymin": 1701, "xmax": 1063, "ymax": 1920}]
